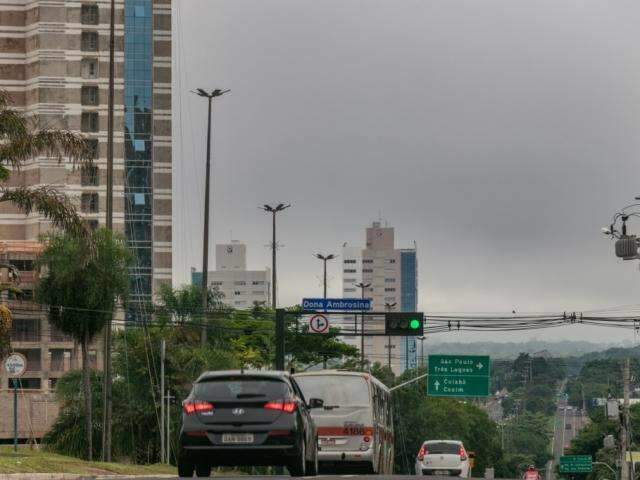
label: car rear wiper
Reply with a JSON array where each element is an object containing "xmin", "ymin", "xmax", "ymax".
[
  {"xmin": 236, "ymin": 393, "xmax": 267, "ymax": 398},
  {"xmin": 323, "ymin": 405, "xmax": 340, "ymax": 410}
]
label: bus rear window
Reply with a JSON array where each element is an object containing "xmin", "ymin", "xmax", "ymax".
[{"xmin": 295, "ymin": 375, "xmax": 370, "ymax": 407}]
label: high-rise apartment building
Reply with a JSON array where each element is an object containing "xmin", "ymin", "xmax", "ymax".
[
  {"xmin": 192, "ymin": 242, "xmax": 271, "ymax": 309},
  {"xmin": 342, "ymin": 222, "xmax": 418, "ymax": 374},
  {"xmin": 0, "ymin": 0, "xmax": 172, "ymax": 315},
  {"xmin": 0, "ymin": 0, "xmax": 172, "ymax": 439}
]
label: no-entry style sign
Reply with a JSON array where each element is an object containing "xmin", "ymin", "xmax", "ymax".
[{"xmin": 309, "ymin": 314, "xmax": 329, "ymax": 333}]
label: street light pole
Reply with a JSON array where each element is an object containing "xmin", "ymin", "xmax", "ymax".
[
  {"xmin": 314, "ymin": 253, "xmax": 336, "ymax": 299},
  {"xmin": 262, "ymin": 204, "xmax": 290, "ymax": 309},
  {"xmin": 418, "ymin": 336, "xmax": 426, "ymax": 368},
  {"xmin": 194, "ymin": 88, "xmax": 229, "ymax": 346},
  {"xmin": 355, "ymin": 282, "xmax": 371, "ymax": 369},
  {"xmin": 385, "ymin": 302, "xmax": 397, "ymax": 370}
]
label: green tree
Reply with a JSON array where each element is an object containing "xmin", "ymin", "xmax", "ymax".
[
  {"xmin": 0, "ymin": 90, "xmax": 93, "ymax": 359},
  {"xmin": 36, "ymin": 229, "xmax": 131, "ymax": 460}
]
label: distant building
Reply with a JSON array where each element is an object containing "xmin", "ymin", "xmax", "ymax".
[
  {"xmin": 342, "ymin": 221, "xmax": 418, "ymax": 374},
  {"xmin": 192, "ymin": 242, "xmax": 271, "ymax": 309}
]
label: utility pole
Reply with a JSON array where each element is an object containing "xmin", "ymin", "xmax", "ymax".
[
  {"xmin": 261, "ymin": 204, "xmax": 290, "ymax": 309},
  {"xmin": 385, "ymin": 302, "xmax": 397, "ymax": 370},
  {"xmin": 101, "ymin": 0, "xmax": 116, "ymax": 462},
  {"xmin": 275, "ymin": 309, "xmax": 285, "ymax": 370},
  {"xmin": 194, "ymin": 88, "xmax": 230, "ymax": 346},
  {"xmin": 165, "ymin": 391, "xmax": 174, "ymax": 464},
  {"xmin": 355, "ymin": 282, "xmax": 371, "ymax": 369},
  {"xmin": 160, "ymin": 339, "xmax": 165, "ymax": 463},
  {"xmin": 418, "ymin": 336, "xmax": 426, "ymax": 368},
  {"xmin": 621, "ymin": 358, "xmax": 631, "ymax": 480},
  {"xmin": 314, "ymin": 253, "xmax": 336, "ymax": 299}
]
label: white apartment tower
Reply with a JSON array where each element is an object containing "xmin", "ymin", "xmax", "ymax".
[{"xmin": 342, "ymin": 222, "xmax": 418, "ymax": 374}]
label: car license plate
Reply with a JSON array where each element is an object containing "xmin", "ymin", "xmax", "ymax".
[
  {"xmin": 435, "ymin": 470, "xmax": 449, "ymax": 475},
  {"xmin": 320, "ymin": 437, "xmax": 336, "ymax": 445},
  {"xmin": 222, "ymin": 433, "xmax": 254, "ymax": 444}
]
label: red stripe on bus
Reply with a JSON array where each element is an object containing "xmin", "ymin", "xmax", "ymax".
[{"xmin": 317, "ymin": 426, "xmax": 375, "ymax": 436}]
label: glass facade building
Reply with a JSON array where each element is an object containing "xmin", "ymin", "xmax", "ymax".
[
  {"xmin": 124, "ymin": 0, "xmax": 154, "ymax": 320},
  {"xmin": 400, "ymin": 250, "xmax": 418, "ymax": 370}
]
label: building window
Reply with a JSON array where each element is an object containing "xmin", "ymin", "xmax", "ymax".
[
  {"xmin": 15, "ymin": 349, "xmax": 41, "ymax": 372},
  {"xmin": 234, "ymin": 281, "xmax": 246, "ymax": 286},
  {"xmin": 384, "ymin": 296, "xmax": 396, "ymax": 302},
  {"xmin": 10, "ymin": 318, "xmax": 39, "ymax": 342},
  {"xmin": 81, "ymin": 85, "xmax": 99, "ymax": 106},
  {"xmin": 211, "ymin": 281, "xmax": 223, "ymax": 286},
  {"xmin": 81, "ymin": 31, "xmax": 99, "ymax": 51},
  {"xmin": 343, "ymin": 259, "xmax": 356, "ymax": 264},
  {"xmin": 234, "ymin": 291, "xmax": 242, "ymax": 295},
  {"xmin": 235, "ymin": 301, "xmax": 246, "ymax": 306},
  {"xmin": 388, "ymin": 259, "xmax": 396, "ymax": 264},
  {"xmin": 86, "ymin": 138, "xmax": 98, "ymax": 159},
  {"xmin": 11, "ymin": 259, "xmax": 34, "ymax": 271},
  {"xmin": 252, "ymin": 291, "xmax": 264, "ymax": 295},
  {"xmin": 384, "ymin": 278, "xmax": 396, "ymax": 283},
  {"xmin": 81, "ymin": 112, "xmax": 99, "ymax": 132},
  {"xmin": 81, "ymin": 58, "xmax": 98, "ymax": 79},
  {"xmin": 362, "ymin": 269, "xmax": 373, "ymax": 273},
  {"xmin": 385, "ymin": 288, "xmax": 396, "ymax": 292},
  {"xmin": 89, "ymin": 350, "xmax": 97, "ymax": 369},
  {"xmin": 362, "ymin": 259, "xmax": 373, "ymax": 264},
  {"xmin": 344, "ymin": 278, "xmax": 356, "ymax": 283},
  {"xmin": 344, "ymin": 288, "xmax": 356, "ymax": 293},
  {"xmin": 252, "ymin": 281, "xmax": 264, "ymax": 285},
  {"xmin": 81, "ymin": 4, "xmax": 99, "ymax": 24},
  {"xmin": 343, "ymin": 269, "xmax": 356, "ymax": 273},
  {"xmin": 87, "ymin": 219, "xmax": 99, "ymax": 231},
  {"xmin": 81, "ymin": 164, "xmax": 99, "ymax": 186},
  {"xmin": 81, "ymin": 192, "xmax": 99, "ymax": 213}
]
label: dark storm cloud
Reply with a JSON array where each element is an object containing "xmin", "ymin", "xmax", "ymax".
[{"xmin": 173, "ymin": 0, "xmax": 640, "ymax": 341}]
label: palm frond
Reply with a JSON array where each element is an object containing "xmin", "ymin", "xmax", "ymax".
[
  {"xmin": 0, "ymin": 129, "xmax": 93, "ymax": 169},
  {"xmin": 0, "ymin": 108, "xmax": 28, "ymax": 141},
  {"xmin": 0, "ymin": 186, "xmax": 91, "ymax": 241}
]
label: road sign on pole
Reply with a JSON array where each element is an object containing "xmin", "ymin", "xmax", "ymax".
[
  {"xmin": 302, "ymin": 298, "xmax": 372, "ymax": 312},
  {"xmin": 5, "ymin": 353, "xmax": 26, "ymax": 453},
  {"xmin": 309, "ymin": 314, "xmax": 329, "ymax": 333},
  {"xmin": 427, "ymin": 354, "xmax": 490, "ymax": 397},
  {"xmin": 559, "ymin": 455, "xmax": 592, "ymax": 473}
]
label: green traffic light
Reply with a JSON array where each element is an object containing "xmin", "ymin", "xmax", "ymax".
[{"xmin": 409, "ymin": 319, "xmax": 421, "ymax": 329}]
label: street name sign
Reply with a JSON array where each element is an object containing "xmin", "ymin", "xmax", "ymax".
[
  {"xmin": 427, "ymin": 354, "xmax": 490, "ymax": 397},
  {"xmin": 309, "ymin": 314, "xmax": 329, "ymax": 333},
  {"xmin": 559, "ymin": 455, "xmax": 592, "ymax": 473},
  {"xmin": 302, "ymin": 298, "xmax": 372, "ymax": 312},
  {"xmin": 4, "ymin": 353, "xmax": 26, "ymax": 377}
]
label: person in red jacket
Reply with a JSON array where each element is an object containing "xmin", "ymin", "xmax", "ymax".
[{"xmin": 524, "ymin": 465, "xmax": 541, "ymax": 480}]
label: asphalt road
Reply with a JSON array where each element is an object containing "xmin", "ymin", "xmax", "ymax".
[
  {"xmin": 546, "ymin": 394, "xmax": 588, "ymax": 480},
  {"xmin": 81, "ymin": 476, "xmax": 515, "ymax": 480}
]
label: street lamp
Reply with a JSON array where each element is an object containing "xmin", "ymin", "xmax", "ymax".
[
  {"xmin": 314, "ymin": 253, "xmax": 336, "ymax": 299},
  {"xmin": 385, "ymin": 302, "xmax": 397, "ymax": 370},
  {"xmin": 355, "ymin": 282, "xmax": 371, "ymax": 369},
  {"xmin": 194, "ymin": 88, "xmax": 230, "ymax": 346},
  {"xmin": 262, "ymin": 204, "xmax": 291, "ymax": 309}
]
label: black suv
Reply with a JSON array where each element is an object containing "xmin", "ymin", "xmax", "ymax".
[{"xmin": 178, "ymin": 370, "xmax": 322, "ymax": 478}]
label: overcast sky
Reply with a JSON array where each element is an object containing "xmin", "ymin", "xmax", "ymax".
[{"xmin": 172, "ymin": 0, "xmax": 640, "ymax": 343}]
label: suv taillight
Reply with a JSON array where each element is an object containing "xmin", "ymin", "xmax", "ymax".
[
  {"xmin": 264, "ymin": 400, "xmax": 297, "ymax": 413},
  {"xmin": 183, "ymin": 401, "xmax": 214, "ymax": 415},
  {"xmin": 459, "ymin": 445, "xmax": 468, "ymax": 461},
  {"xmin": 418, "ymin": 445, "xmax": 428, "ymax": 461}
]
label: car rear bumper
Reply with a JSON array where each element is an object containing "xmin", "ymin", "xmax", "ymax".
[
  {"xmin": 416, "ymin": 467, "xmax": 466, "ymax": 477},
  {"xmin": 181, "ymin": 445, "xmax": 299, "ymax": 466},
  {"xmin": 318, "ymin": 449, "xmax": 373, "ymax": 462}
]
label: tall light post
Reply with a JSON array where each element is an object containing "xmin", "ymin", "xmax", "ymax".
[
  {"xmin": 314, "ymin": 253, "xmax": 336, "ymax": 299},
  {"xmin": 262, "ymin": 204, "xmax": 290, "ymax": 309},
  {"xmin": 385, "ymin": 302, "xmax": 397, "ymax": 370},
  {"xmin": 355, "ymin": 282, "xmax": 371, "ymax": 369},
  {"xmin": 195, "ymin": 88, "xmax": 229, "ymax": 346}
]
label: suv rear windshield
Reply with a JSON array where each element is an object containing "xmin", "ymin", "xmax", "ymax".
[
  {"xmin": 426, "ymin": 442, "xmax": 461, "ymax": 454},
  {"xmin": 194, "ymin": 376, "xmax": 289, "ymax": 401}
]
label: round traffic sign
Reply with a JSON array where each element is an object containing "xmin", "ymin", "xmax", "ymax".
[
  {"xmin": 4, "ymin": 353, "xmax": 26, "ymax": 377},
  {"xmin": 309, "ymin": 314, "xmax": 329, "ymax": 333}
]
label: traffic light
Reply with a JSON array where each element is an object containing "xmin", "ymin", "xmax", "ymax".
[{"xmin": 385, "ymin": 312, "xmax": 424, "ymax": 335}]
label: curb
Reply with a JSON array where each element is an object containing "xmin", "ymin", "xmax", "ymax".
[{"xmin": 0, "ymin": 475, "xmax": 175, "ymax": 480}]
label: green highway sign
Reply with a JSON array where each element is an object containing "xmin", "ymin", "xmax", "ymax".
[
  {"xmin": 427, "ymin": 375, "xmax": 490, "ymax": 397},
  {"xmin": 427, "ymin": 355, "xmax": 491, "ymax": 398},
  {"xmin": 559, "ymin": 455, "xmax": 592, "ymax": 473},
  {"xmin": 428, "ymin": 355, "xmax": 490, "ymax": 377}
]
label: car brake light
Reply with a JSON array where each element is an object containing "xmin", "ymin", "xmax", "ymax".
[
  {"xmin": 459, "ymin": 446, "xmax": 468, "ymax": 461},
  {"xmin": 264, "ymin": 400, "xmax": 297, "ymax": 413},
  {"xmin": 183, "ymin": 401, "xmax": 214, "ymax": 415},
  {"xmin": 418, "ymin": 445, "xmax": 428, "ymax": 461}
]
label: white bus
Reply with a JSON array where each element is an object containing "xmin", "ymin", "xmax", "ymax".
[{"xmin": 293, "ymin": 371, "xmax": 394, "ymax": 474}]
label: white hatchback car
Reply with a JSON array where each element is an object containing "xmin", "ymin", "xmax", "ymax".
[{"xmin": 415, "ymin": 440, "xmax": 471, "ymax": 477}]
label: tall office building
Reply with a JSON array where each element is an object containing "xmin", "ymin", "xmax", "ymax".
[
  {"xmin": 0, "ymin": 0, "xmax": 172, "ymax": 316},
  {"xmin": 0, "ymin": 0, "xmax": 172, "ymax": 439},
  {"xmin": 342, "ymin": 221, "xmax": 418, "ymax": 374},
  {"xmin": 192, "ymin": 242, "xmax": 271, "ymax": 309}
]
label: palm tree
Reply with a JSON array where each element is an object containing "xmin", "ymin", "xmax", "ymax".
[
  {"xmin": 36, "ymin": 229, "xmax": 131, "ymax": 461},
  {"xmin": 0, "ymin": 89, "xmax": 93, "ymax": 360}
]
